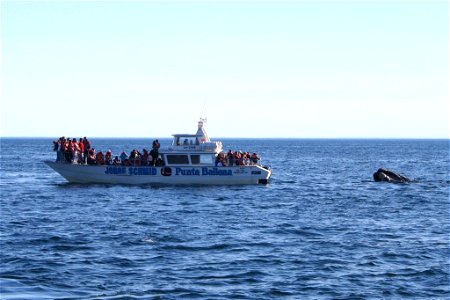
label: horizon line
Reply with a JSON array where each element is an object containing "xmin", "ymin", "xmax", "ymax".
[{"xmin": 1, "ymin": 136, "xmax": 449, "ymax": 140}]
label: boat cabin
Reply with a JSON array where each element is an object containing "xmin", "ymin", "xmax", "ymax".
[
  {"xmin": 163, "ymin": 153, "xmax": 216, "ymax": 166},
  {"xmin": 162, "ymin": 119, "xmax": 223, "ymax": 167}
]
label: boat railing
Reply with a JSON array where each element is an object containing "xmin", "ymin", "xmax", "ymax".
[{"xmin": 167, "ymin": 141, "xmax": 222, "ymax": 153}]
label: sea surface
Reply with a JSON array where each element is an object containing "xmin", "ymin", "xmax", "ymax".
[{"xmin": 1, "ymin": 138, "xmax": 449, "ymax": 299}]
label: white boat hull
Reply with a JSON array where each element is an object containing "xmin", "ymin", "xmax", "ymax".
[{"xmin": 44, "ymin": 161, "xmax": 272, "ymax": 185}]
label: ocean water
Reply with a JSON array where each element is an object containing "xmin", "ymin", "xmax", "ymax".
[{"xmin": 0, "ymin": 138, "xmax": 449, "ymax": 299}]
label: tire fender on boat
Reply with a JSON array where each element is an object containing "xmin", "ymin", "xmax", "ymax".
[{"xmin": 161, "ymin": 167, "xmax": 172, "ymax": 176}]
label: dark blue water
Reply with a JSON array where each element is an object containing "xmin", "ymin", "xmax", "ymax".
[{"xmin": 1, "ymin": 138, "xmax": 449, "ymax": 299}]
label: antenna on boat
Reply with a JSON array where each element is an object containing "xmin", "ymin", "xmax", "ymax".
[
  {"xmin": 200, "ymin": 100, "xmax": 207, "ymax": 122},
  {"xmin": 198, "ymin": 117, "xmax": 207, "ymax": 128}
]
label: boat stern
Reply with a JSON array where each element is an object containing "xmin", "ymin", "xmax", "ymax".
[{"xmin": 256, "ymin": 165, "xmax": 272, "ymax": 184}]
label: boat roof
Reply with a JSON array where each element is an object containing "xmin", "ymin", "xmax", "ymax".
[
  {"xmin": 172, "ymin": 134, "xmax": 199, "ymax": 138},
  {"xmin": 172, "ymin": 119, "xmax": 210, "ymax": 140},
  {"xmin": 166, "ymin": 118, "xmax": 222, "ymax": 154}
]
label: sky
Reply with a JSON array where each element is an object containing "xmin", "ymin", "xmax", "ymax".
[{"xmin": 1, "ymin": 0, "xmax": 449, "ymax": 138}]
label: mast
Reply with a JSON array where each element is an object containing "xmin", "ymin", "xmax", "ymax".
[{"xmin": 197, "ymin": 118, "xmax": 210, "ymax": 142}]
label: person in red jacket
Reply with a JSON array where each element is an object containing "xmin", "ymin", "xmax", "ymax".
[{"xmin": 78, "ymin": 138, "xmax": 85, "ymax": 164}]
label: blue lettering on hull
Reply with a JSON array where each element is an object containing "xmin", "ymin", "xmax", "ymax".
[
  {"xmin": 202, "ymin": 167, "xmax": 232, "ymax": 176},
  {"xmin": 128, "ymin": 167, "xmax": 157, "ymax": 176},
  {"xmin": 175, "ymin": 168, "xmax": 200, "ymax": 176},
  {"xmin": 105, "ymin": 166, "xmax": 234, "ymax": 176},
  {"xmin": 173, "ymin": 167, "xmax": 232, "ymax": 176},
  {"xmin": 105, "ymin": 166, "xmax": 127, "ymax": 175},
  {"xmin": 104, "ymin": 166, "xmax": 157, "ymax": 176}
]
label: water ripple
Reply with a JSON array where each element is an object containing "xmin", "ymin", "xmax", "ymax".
[{"xmin": 1, "ymin": 138, "xmax": 449, "ymax": 299}]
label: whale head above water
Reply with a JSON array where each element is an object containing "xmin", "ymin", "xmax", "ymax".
[{"xmin": 373, "ymin": 168, "xmax": 411, "ymax": 183}]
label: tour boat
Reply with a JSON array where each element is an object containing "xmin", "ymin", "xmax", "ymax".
[{"xmin": 44, "ymin": 119, "xmax": 272, "ymax": 185}]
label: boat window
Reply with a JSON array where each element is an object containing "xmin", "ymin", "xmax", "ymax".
[
  {"xmin": 191, "ymin": 154, "xmax": 214, "ymax": 165},
  {"xmin": 200, "ymin": 155, "xmax": 214, "ymax": 164},
  {"xmin": 166, "ymin": 155, "xmax": 189, "ymax": 165},
  {"xmin": 175, "ymin": 136, "xmax": 198, "ymax": 146},
  {"xmin": 191, "ymin": 155, "xmax": 200, "ymax": 164},
  {"xmin": 182, "ymin": 138, "xmax": 195, "ymax": 145}
]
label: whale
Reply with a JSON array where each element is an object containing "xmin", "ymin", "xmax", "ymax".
[{"xmin": 373, "ymin": 168, "xmax": 410, "ymax": 183}]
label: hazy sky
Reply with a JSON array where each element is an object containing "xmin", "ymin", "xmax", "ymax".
[{"xmin": 1, "ymin": 1, "xmax": 448, "ymax": 138}]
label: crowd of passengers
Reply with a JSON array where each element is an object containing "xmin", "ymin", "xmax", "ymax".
[
  {"xmin": 53, "ymin": 137, "xmax": 261, "ymax": 167},
  {"xmin": 53, "ymin": 137, "xmax": 164, "ymax": 166},
  {"xmin": 215, "ymin": 150, "xmax": 260, "ymax": 166}
]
